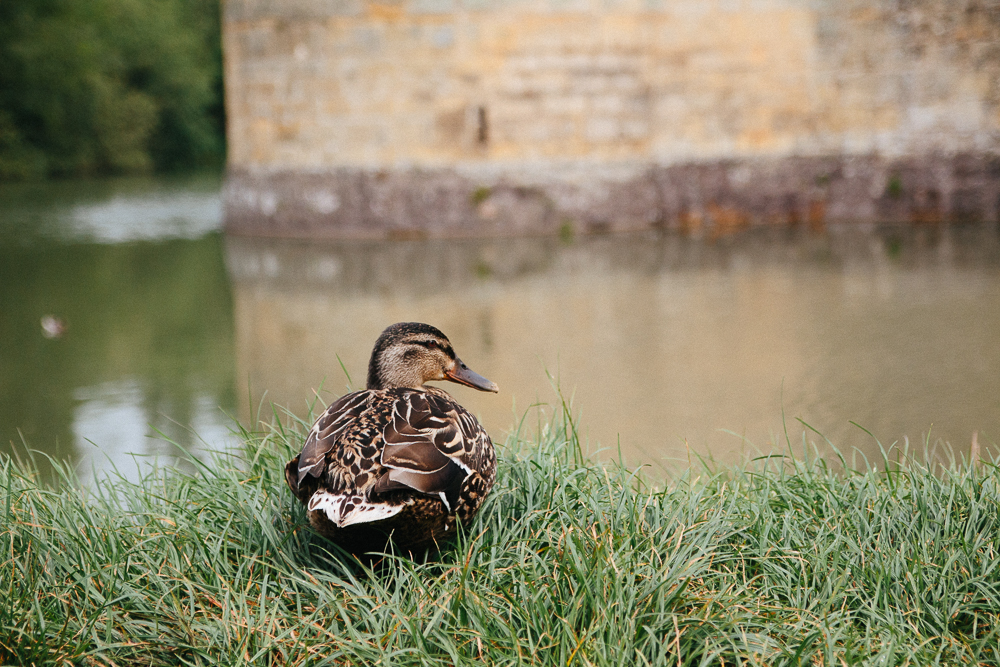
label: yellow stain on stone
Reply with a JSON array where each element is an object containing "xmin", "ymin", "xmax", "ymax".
[{"xmin": 365, "ymin": 0, "xmax": 406, "ymax": 22}]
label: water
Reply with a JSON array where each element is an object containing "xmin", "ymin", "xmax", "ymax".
[
  {"xmin": 2, "ymin": 176, "xmax": 999, "ymax": 483},
  {"xmin": 227, "ymin": 228, "xmax": 1000, "ymax": 472},
  {"xmin": 0, "ymin": 176, "xmax": 237, "ymax": 484}
]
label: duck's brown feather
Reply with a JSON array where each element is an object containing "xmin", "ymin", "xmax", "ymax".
[{"xmin": 286, "ymin": 386, "xmax": 495, "ymax": 553}]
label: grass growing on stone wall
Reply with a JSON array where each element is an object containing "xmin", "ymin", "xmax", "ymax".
[{"xmin": 2, "ymin": 402, "xmax": 999, "ymax": 666}]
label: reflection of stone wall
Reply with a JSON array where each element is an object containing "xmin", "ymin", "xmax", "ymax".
[
  {"xmin": 225, "ymin": 223, "xmax": 1000, "ymax": 297},
  {"xmin": 223, "ymin": 0, "xmax": 1000, "ymax": 237},
  {"xmin": 226, "ymin": 226, "xmax": 1000, "ymax": 466}
]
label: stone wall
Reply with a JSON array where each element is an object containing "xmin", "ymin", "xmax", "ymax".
[{"xmin": 223, "ymin": 0, "xmax": 1000, "ymax": 237}]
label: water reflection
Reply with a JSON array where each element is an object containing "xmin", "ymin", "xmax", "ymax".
[
  {"xmin": 1, "ymin": 174, "xmax": 221, "ymax": 245},
  {"xmin": 0, "ymin": 176, "xmax": 237, "ymax": 483},
  {"xmin": 227, "ymin": 225, "xmax": 1000, "ymax": 472},
  {"xmin": 3, "ymin": 174, "xmax": 998, "ymax": 482}
]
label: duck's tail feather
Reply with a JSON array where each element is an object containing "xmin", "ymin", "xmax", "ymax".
[{"xmin": 307, "ymin": 491, "xmax": 408, "ymax": 528}]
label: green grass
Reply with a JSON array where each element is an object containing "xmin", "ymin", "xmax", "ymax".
[{"xmin": 2, "ymin": 404, "xmax": 999, "ymax": 666}]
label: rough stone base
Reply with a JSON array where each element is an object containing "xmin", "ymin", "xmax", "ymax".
[{"xmin": 224, "ymin": 154, "xmax": 1000, "ymax": 240}]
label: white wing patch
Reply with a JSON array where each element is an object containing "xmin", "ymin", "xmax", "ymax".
[
  {"xmin": 438, "ymin": 491, "xmax": 451, "ymax": 512},
  {"xmin": 307, "ymin": 491, "xmax": 405, "ymax": 528}
]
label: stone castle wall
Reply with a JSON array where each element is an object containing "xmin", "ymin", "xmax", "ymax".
[{"xmin": 223, "ymin": 0, "xmax": 1000, "ymax": 238}]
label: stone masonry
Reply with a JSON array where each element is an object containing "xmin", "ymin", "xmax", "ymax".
[{"xmin": 223, "ymin": 0, "xmax": 1000, "ymax": 238}]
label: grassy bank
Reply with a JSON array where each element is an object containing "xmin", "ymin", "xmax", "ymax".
[{"xmin": 2, "ymin": 406, "xmax": 999, "ymax": 666}]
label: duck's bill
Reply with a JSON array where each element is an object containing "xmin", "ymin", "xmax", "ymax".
[{"xmin": 446, "ymin": 358, "xmax": 499, "ymax": 393}]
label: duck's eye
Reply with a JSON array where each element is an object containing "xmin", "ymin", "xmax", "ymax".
[{"xmin": 424, "ymin": 340, "xmax": 439, "ymax": 350}]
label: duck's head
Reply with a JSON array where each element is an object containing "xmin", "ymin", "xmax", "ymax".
[{"xmin": 366, "ymin": 322, "xmax": 499, "ymax": 393}]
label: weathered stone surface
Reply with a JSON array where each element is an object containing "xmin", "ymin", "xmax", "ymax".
[
  {"xmin": 222, "ymin": 0, "xmax": 1000, "ymax": 237},
  {"xmin": 225, "ymin": 154, "xmax": 1000, "ymax": 238}
]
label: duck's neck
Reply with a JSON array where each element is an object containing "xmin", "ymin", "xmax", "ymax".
[{"xmin": 367, "ymin": 347, "xmax": 424, "ymax": 390}]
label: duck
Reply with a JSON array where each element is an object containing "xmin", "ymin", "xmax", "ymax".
[{"xmin": 285, "ymin": 322, "xmax": 499, "ymax": 554}]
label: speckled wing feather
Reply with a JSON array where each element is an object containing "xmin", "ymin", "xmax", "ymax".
[{"xmin": 295, "ymin": 390, "xmax": 372, "ymax": 486}]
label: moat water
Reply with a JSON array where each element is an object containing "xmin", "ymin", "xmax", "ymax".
[{"xmin": 2, "ymin": 175, "xmax": 998, "ymax": 483}]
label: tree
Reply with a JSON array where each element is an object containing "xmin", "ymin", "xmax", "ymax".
[{"xmin": 0, "ymin": 0, "xmax": 224, "ymax": 180}]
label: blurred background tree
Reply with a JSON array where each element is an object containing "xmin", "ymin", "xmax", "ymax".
[{"xmin": 0, "ymin": 0, "xmax": 224, "ymax": 180}]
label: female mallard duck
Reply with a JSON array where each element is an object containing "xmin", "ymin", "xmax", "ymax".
[{"xmin": 285, "ymin": 322, "xmax": 499, "ymax": 554}]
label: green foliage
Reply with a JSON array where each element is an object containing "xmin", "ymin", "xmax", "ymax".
[
  {"xmin": 470, "ymin": 186, "xmax": 491, "ymax": 205},
  {"xmin": 0, "ymin": 0, "xmax": 223, "ymax": 181},
  {"xmin": 559, "ymin": 218, "xmax": 575, "ymax": 244},
  {"xmin": 886, "ymin": 174, "xmax": 904, "ymax": 199},
  {"xmin": 1, "ymin": 405, "xmax": 999, "ymax": 665}
]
